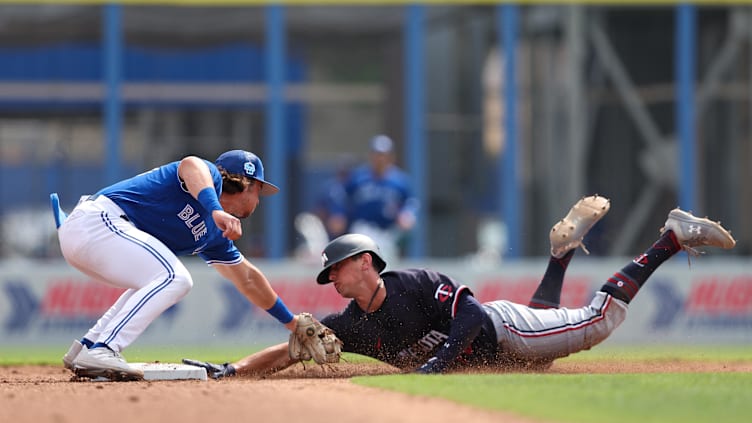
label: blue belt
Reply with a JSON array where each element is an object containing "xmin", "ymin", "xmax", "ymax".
[{"xmin": 87, "ymin": 194, "xmax": 130, "ymax": 222}]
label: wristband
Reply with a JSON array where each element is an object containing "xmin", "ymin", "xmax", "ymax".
[
  {"xmin": 197, "ymin": 187, "xmax": 223, "ymax": 212},
  {"xmin": 266, "ymin": 297, "xmax": 294, "ymax": 324}
]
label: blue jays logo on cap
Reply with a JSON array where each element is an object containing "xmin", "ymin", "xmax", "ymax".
[
  {"xmin": 244, "ymin": 161, "xmax": 256, "ymax": 177},
  {"xmin": 215, "ymin": 150, "xmax": 280, "ymax": 196}
]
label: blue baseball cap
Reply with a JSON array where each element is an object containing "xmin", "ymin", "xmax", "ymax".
[
  {"xmin": 370, "ymin": 134, "xmax": 394, "ymax": 154},
  {"xmin": 215, "ymin": 150, "xmax": 280, "ymax": 196}
]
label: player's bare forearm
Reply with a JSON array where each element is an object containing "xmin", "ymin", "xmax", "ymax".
[
  {"xmin": 233, "ymin": 343, "xmax": 296, "ymax": 377},
  {"xmin": 215, "ymin": 260, "xmax": 279, "ymax": 310},
  {"xmin": 215, "ymin": 260, "xmax": 299, "ymax": 332},
  {"xmin": 177, "ymin": 156, "xmax": 215, "ymax": 196}
]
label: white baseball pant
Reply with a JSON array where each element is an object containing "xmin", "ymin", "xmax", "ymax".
[
  {"xmin": 483, "ymin": 291, "xmax": 628, "ymax": 363},
  {"xmin": 57, "ymin": 195, "xmax": 193, "ymax": 352}
]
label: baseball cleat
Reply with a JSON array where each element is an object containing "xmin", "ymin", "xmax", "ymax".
[
  {"xmin": 62, "ymin": 339, "xmax": 83, "ymax": 371},
  {"xmin": 550, "ymin": 195, "xmax": 611, "ymax": 258},
  {"xmin": 72, "ymin": 346, "xmax": 144, "ymax": 381},
  {"xmin": 661, "ymin": 208, "xmax": 736, "ymax": 255}
]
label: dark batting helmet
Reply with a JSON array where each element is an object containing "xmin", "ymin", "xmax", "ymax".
[{"xmin": 316, "ymin": 233, "xmax": 387, "ymax": 284}]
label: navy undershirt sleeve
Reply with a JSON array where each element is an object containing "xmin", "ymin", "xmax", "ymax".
[{"xmin": 417, "ymin": 291, "xmax": 485, "ymax": 373}]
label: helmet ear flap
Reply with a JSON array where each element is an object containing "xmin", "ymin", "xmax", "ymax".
[{"xmin": 370, "ymin": 253, "xmax": 386, "ymax": 273}]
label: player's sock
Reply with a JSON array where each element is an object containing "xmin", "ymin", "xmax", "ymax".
[
  {"xmin": 600, "ymin": 231, "xmax": 681, "ymax": 303},
  {"xmin": 81, "ymin": 337, "xmax": 94, "ymax": 348},
  {"xmin": 529, "ymin": 249, "xmax": 575, "ymax": 308},
  {"xmin": 91, "ymin": 341, "xmax": 115, "ymax": 351}
]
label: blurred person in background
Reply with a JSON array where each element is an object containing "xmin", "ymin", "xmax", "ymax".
[
  {"xmin": 325, "ymin": 134, "xmax": 419, "ymax": 263},
  {"xmin": 294, "ymin": 154, "xmax": 356, "ymax": 261},
  {"xmin": 313, "ymin": 153, "xmax": 356, "ymax": 239}
]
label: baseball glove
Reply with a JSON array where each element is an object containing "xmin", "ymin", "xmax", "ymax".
[{"xmin": 289, "ymin": 312, "xmax": 343, "ymax": 365}]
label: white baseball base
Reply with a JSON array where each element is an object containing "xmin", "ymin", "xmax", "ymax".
[{"xmin": 130, "ymin": 362, "xmax": 207, "ymax": 381}]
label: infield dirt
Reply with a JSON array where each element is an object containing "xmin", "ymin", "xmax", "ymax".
[{"xmin": 2, "ymin": 360, "xmax": 750, "ymax": 423}]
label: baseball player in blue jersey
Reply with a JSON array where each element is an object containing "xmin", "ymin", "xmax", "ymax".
[
  {"xmin": 183, "ymin": 195, "xmax": 735, "ymax": 377},
  {"xmin": 55, "ymin": 150, "xmax": 303, "ymax": 381},
  {"xmin": 325, "ymin": 135, "xmax": 419, "ymax": 262}
]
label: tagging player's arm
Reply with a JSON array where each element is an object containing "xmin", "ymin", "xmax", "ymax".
[
  {"xmin": 234, "ymin": 342, "xmax": 298, "ymax": 376},
  {"xmin": 214, "ymin": 259, "xmax": 298, "ymax": 332},
  {"xmin": 183, "ymin": 342, "xmax": 297, "ymax": 379}
]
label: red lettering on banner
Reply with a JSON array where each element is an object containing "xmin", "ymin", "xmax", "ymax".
[
  {"xmin": 505, "ymin": 278, "xmax": 540, "ymax": 304},
  {"xmin": 686, "ymin": 277, "xmax": 752, "ymax": 315},
  {"xmin": 269, "ymin": 278, "xmax": 349, "ymax": 313},
  {"xmin": 475, "ymin": 279, "xmax": 504, "ymax": 303},
  {"xmin": 726, "ymin": 277, "xmax": 752, "ymax": 314},
  {"xmin": 474, "ymin": 276, "xmax": 593, "ymax": 307},
  {"xmin": 560, "ymin": 278, "xmax": 591, "ymax": 307},
  {"xmin": 80, "ymin": 283, "xmax": 124, "ymax": 313},
  {"xmin": 686, "ymin": 279, "xmax": 720, "ymax": 313},
  {"xmin": 42, "ymin": 280, "xmax": 75, "ymax": 316},
  {"xmin": 42, "ymin": 283, "xmax": 70, "ymax": 314},
  {"xmin": 41, "ymin": 278, "xmax": 125, "ymax": 317}
]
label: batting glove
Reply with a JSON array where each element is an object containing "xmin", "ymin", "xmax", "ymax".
[{"xmin": 182, "ymin": 358, "xmax": 236, "ymax": 379}]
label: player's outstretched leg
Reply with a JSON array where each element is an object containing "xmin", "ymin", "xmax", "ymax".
[
  {"xmin": 550, "ymin": 194, "xmax": 611, "ymax": 258},
  {"xmin": 529, "ymin": 195, "xmax": 611, "ymax": 309},
  {"xmin": 662, "ymin": 208, "xmax": 736, "ymax": 253},
  {"xmin": 601, "ymin": 208, "xmax": 735, "ymax": 304}
]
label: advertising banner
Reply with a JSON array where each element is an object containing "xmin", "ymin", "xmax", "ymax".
[{"xmin": 1, "ymin": 257, "xmax": 750, "ymax": 348}]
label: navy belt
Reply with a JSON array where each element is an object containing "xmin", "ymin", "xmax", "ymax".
[{"xmin": 87, "ymin": 194, "xmax": 130, "ymax": 222}]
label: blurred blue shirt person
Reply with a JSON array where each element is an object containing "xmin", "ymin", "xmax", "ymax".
[{"xmin": 326, "ymin": 135, "xmax": 419, "ymax": 262}]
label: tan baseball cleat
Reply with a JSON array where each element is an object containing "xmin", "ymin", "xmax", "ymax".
[
  {"xmin": 550, "ymin": 195, "xmax": 611, "ymax": 258},
  {"xmin": 661, "ymin": 208, "xmax": 736, "ymax": 255}
]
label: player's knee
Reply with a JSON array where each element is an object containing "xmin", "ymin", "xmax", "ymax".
[{"xmin": 172, "ymin": 272, "xmax": 194, "ymax": 298}]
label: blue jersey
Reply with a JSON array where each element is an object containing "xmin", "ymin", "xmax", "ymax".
[
  {"xmin": 96, "ymin": 160, "xmax": 242, "ymax": 265},
  {"xmin": 334, "ymin": 164, "xmax": 417, "ymax": 230}
]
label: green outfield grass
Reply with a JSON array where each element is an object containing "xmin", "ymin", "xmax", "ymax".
[
  {"xmin": 349, "ymin": 345, "xmax": 752, "ymax": 423},
  {"xmin": 354, "ymin": 372, "xmax": 751, "ymax": 423}
]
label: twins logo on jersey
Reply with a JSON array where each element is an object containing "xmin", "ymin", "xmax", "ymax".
[
  {"xmin": 434, "ymin": 284, "xmax": 454, "ymax": 303},
  {"xmin": 633, "ymin": 253, "xmax": 649, "ymax": 268}
]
